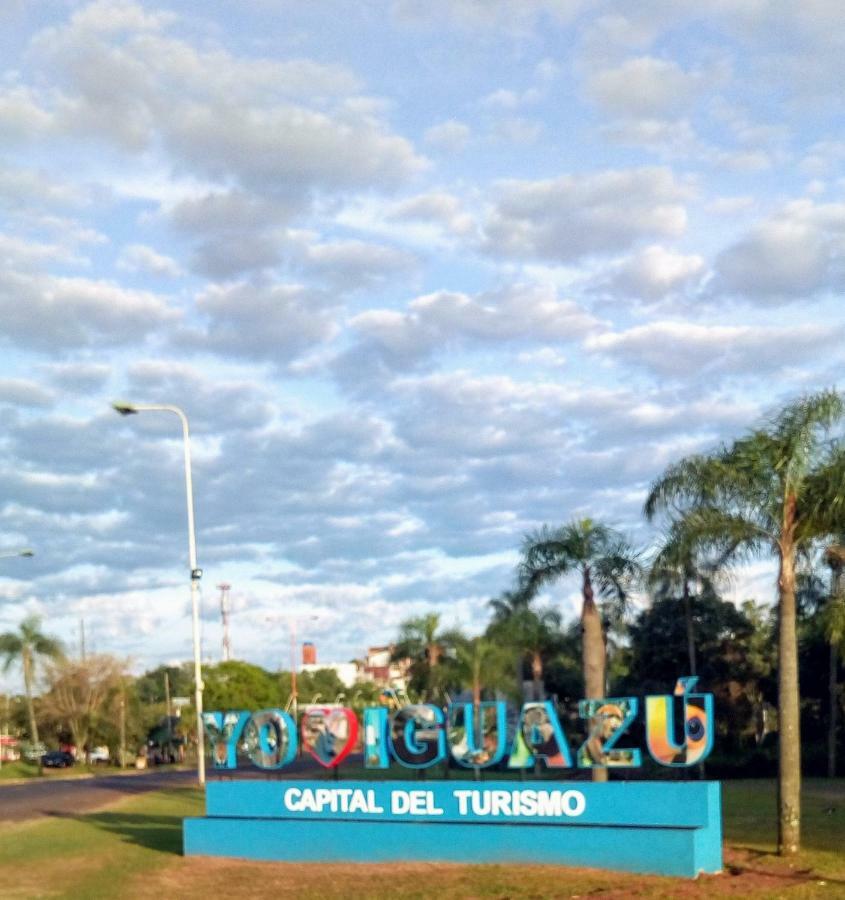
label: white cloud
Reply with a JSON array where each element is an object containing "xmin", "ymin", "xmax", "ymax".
[
  {"xmin": 714, "ymin": 200, "xmax": 845, "ymax": 299},
  {"xmin": 0, "ymin": 270, "xmax": 177, "ymax": 351},
  {"xmin": 18, "ymin": 5, "xmax": 426, "ymax": 193},
  {"xmin": 601, "ymin": 244, "xmax": 705, "ymax": 300},
  {"xmin": 587, "ymin": 56, "xmax": 700, "ymax": 118},
  {"xmin": 351, "ymin": 284, "xmax": 598, "ymax": 359},
  {"xmin": 423, "ymin": 119, "xmax": 470, "ymax": 154},
  {"xmin": 586, "ymin": 320, "xmax": 841, "ymax": 376},
  {"xmin": 117, "ymin": 243, "xmax": 183, "ymax": 278},
  {"xmin": 483, "ymin": 166, "xmax": 690, "ymax": 261},
  {"xmin": 387, "ymin": 191, "xmax": 474, "ymax": 236},
  {"xmin": 188, "ymin": 280, "xmax": 339, "ymax": 363}
]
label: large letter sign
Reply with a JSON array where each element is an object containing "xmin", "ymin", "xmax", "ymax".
[{"xmin": 185, "ymin": 678, "xmax": 722, "ymax": 878}]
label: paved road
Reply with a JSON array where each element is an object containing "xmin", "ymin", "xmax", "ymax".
[{"xmin": 0, "ymin": 769, "xmax": 196, "ymax": 823}]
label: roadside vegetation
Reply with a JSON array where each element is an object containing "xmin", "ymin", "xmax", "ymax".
[
  {"xmin": 1, "ymin": 391, "xmax": 844, "ymax": 859},
  {"xmin": 0, "ymin": 780, "xmax": 842, "ymax": 899}
]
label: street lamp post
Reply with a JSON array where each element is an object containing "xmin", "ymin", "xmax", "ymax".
[
  {"xmin": 266, "ymin": 613, "xmax": 318, "ymax": 725},
  {"xmin": 112, "ymin": 402, "xmax": 206, "ymax": 785}
]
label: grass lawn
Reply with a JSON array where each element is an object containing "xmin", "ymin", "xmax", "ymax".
[{"xmin": 1, "ymin": 779, "xmax": 843, "ymax": 898}]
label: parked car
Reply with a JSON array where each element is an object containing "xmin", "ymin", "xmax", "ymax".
[
  {"xmin": 88, "ymin": 746, "xmax": 110, "ymax": 764},
  {"xmin": 41, "ymin": 750, "xmax": 75, "ymax": 768}
]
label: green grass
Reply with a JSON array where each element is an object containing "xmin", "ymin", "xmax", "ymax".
[
  {"xmin": 0, "ymin": 779, "xmax": 842, "ymax": 898},
  {"xmin": 0, "ymin": 787, "xmax": 203, "ymax": 898},
  {"xmin": 0, "ymin": 760, "xmax": 42, "ymax": 780}
]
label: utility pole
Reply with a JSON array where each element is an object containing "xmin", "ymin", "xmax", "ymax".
[
  {"xmin": 218, "ymin": 583, "xmax": 232, "ymax": 662},
  {"xmin": 0, "ymin": 694, "xmax": 7, "ymax": 771},
  {"xmin": 119, "ymin": 683, "xmax": 126, "ymax": 769},
  {"xmin": 164, "ymin": 671, "xmax": 173, "ymax": 755}
]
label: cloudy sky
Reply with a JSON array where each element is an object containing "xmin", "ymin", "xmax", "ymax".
[{"xmin": 1, "ymin": 0, "xmax": 843, "ymax": 687}]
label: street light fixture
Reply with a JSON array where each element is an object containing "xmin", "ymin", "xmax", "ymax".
[
  {"xmin": 112, "ymin": 401, "xmax": 206, "ymax": 785},
  {"xmin": 0, "ymin": 548, "xmax": 34, "ymax": 560}
]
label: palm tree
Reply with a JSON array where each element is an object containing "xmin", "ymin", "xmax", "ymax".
[
  {"xmin": 454, "ymin": 636, "xmax": 511, "ymax": 710},
  {"xmin": 488, "ymin": 592, "xmax": 562, "ymax": 700},
  {"xmin": 647, "ymin": 523, "xmax": 719, "ymax": 679},
  {"xmin": 0, "ymin": 614, "xmax": 64, "ymax": 746},
  {"xmin": 644, "ymin": 389, "xmax": 845, "ymax": 856},
  {"xmin": 517, "ymin": 518, "xmax": 640, "ymax": 782},
  {"xmin": 392, "ymin": 613, "xmax": 462, "ymax": 702}
]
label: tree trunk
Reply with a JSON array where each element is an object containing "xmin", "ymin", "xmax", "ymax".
[
  {"xmin": 829, "ymin": 639, "xmax": 838, "ymax": 779},
  {"xmin": 581, "ymin": 567, "xmax": 607, "ymax": 783},
  {"xmin": 531, "ymin": 652, "xmax": 544, "ymax": 701},
  {"xmin": 777, "ymin": 537, "xmax": 801, "ymax": 856},
  {"xmin": 682, "ymin": 578, "xmax": 697, "ymax": 677},
  {"xmin": 22, "ymin": 648, "xmax": 39, "ymax": 747}
]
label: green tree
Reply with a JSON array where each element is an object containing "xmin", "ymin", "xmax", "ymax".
[
  {"xmin": 824, "ymin": 546, "xmax": 845, "ymax": 777},
  {"xmin": 453, "ymin": 636, "xmax": 511, "ymax": 707},
  {"xmin": 0, "ymin": 614, "xmax": 63, "ymax": 746},
  {"xmin": 644, "ymin": 389, "xmax": 845, "ymax": 855},
  {"xmin": 517, "ymin": 518, "xmax": 640, "ymax": 781},
  {"xmin": 647, "ymin": 523, "xmax": 719, "ymax": 679},
  {"xmin": 392, "ymin": 613, "xmax": 463, "ymax": 702},
  {"xmin": 202, "ymin": 660, "xmax": 280, "ymax": 710},
  {"xmin": 488, "ymin": 591, "xmax": 562, "ymax": 700},
  {"xmin": 41, "ymin": 654, "xmax": 125, "ymax": 755}
]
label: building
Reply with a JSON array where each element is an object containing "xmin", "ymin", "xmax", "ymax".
[{"xmin": 361, "ymin": 645, "xmax": 410, "ymax": 691}]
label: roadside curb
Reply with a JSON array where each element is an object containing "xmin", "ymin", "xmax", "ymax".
[{"xmin": 0, "ymin": 765, "xmax": 192, "ymax": 788}]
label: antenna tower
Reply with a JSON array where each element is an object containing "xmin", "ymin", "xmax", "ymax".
[{"xmin": 217, "ymin": 583, "xmax": 232, "ymax": 661}]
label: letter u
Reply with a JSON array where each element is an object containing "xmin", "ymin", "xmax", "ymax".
[{"xmin": 645, "ymin": 676, "xmax": 714, "ymax": 767}]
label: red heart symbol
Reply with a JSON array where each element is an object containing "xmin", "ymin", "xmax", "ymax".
[{"xmin": 300, "ymin": 706, "xmax": 359, "ymax": 768}]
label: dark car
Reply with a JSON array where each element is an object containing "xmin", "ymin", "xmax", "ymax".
[{"xmin": 41, "ymin": 750, "xmax": 75, "ymax": 768}]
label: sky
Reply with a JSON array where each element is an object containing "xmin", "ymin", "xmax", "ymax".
[{"xmin": 1, "ymin": 0, "xmax": 844, "ymax": 688}]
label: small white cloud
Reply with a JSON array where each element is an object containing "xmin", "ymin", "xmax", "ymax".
[
  {"xmin": 483, "ymin": 166, "xmax": 690, "ymax": 262},
  {"xmin": 587, "ymin": 56, "xmax": 699, "ymax": 119},
  {"xmin": 714, "ymin": 200, "xmax": 845, "ymax": 300},
  {"xmin": 424, "ymin": 119, "xmax": 470, "ymax": 154},
  {"xmin": 117, "ymin": 243, "xmax": 183, "ymax": 278},
  {"xmin": 603, "ymin": 244, "xmax": 705, "ymax": 300}
]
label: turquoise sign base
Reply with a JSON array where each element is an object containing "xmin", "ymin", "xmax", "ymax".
[{"xmin": 184, "ymin": 780, "xmax": 722, "ymax": 878}]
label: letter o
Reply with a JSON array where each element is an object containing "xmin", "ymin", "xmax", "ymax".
[{"xmin": 561, "ymin": 789, "xmax": 586, "ymax": 817}]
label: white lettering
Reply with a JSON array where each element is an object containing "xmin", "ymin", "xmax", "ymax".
[
  {"xmin": 367, "ymin": 789, "xmax": 385, "ymax": 813},
  {"xmin": 520, "ymin": 789, "xmax": 537, "ymax": 817},
  {"xmin": 391, "ymin": 790, "xmax": 411, "ymax": 814},
  {"xmin": 284, "ymin": 787, "xmax": 302, "ymax": 812},
  {"xmin": 491, "ymin": 790, "xmax": 511, "ymax": 816},
  {"xmin": 561, "ymin": 789, "xmax": 586, "ymax": 817},
  {"xmin": 300, "ymin": 788, "xmax": 318, "ymax": 812},
  {"xmin": 349, "ymin": 789, "xmax": 369, "ymax": 814},
  {"xmin": 471, "ymin": 792, "xmax": 491, "ymax": 816},
  {"xmin": 453, "ymin": 789, "xmax": 472, "ymax": 815},
  {"xmin": 535, "ymin": 790, "xmax": 563, "ymax": 816}
]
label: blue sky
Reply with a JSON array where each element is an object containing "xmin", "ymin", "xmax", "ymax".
[{"xmin": 1, "ymin": 0, "xmax": 844, "ymax": 686}]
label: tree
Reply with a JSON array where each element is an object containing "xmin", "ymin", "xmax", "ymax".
[
  {"xmin": 517, "ymin": 518, "xmax": 640, "ymax": 781},
  {"xmin": 625, "ymin": 594, "xmax": 776, "ymax": 759},
  {"xmin": 488, "ymin": 591, "xmax": 562, "ymax": 700},
  {"xmin": 644, "ymin": 389, "xmax": 845, "ymax": 855},
  {"xmin": 453, "ymin": 636, "xmax": 512, "ymax": 709},
  {"xmin": 41, "ymin": 655, "xmax": 125, "ymax": 754},
  {"xmin": 647, "ymin": 523, "xmax": 719, "ymax": 679},
  {"xmin": 0, "ymin": 615, "xmax": 63, "ymax": 746},
  {"xmin": 392, "ymin": 613, "xmax": 463, "ymax": 702},
  {"xmin": 202, "ymin": 660, "xmax": 280, "ymax": 711},
  {"xmin": 823, "ymin": 547, "xmax": 845, "ymax": 777}
]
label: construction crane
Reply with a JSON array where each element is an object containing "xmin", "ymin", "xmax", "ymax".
[{"xmin": 217, "ymin": 583, "xmax": 232, "ymax": 662}]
